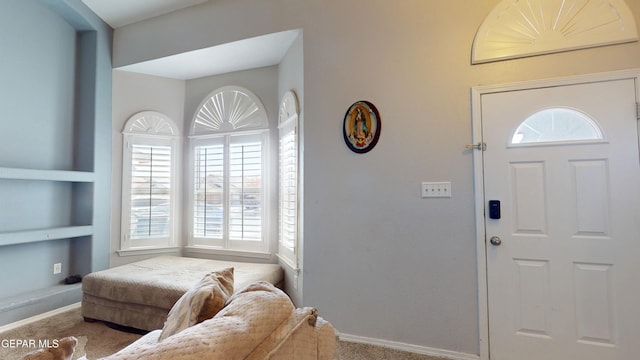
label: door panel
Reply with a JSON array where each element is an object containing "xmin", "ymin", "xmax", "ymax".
[{"xmin": 481, "ymin": 78, "xmax": 640, "ymax": 360}]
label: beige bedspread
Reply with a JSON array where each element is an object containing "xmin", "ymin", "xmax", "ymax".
[{"xmin": 81, "ymin": 256, "xmax": 283, "ymax": 330}]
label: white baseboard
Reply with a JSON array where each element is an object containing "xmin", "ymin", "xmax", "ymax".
[
  {"xmin": 338, "ymin": 332, "xmax": 480, "ymax": 360},
  {"xmin": 0, "ymin": 302, "xmax": 81, "ymax": 334}
]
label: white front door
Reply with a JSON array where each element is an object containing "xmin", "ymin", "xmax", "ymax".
[{"xmin": 479, "ymin": 76, "xmax": 640, "ymax": 360}]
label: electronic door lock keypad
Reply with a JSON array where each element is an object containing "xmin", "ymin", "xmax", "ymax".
[{"xmin": 489, "ymin": 200, "xmax": 501, "ymax": 219}]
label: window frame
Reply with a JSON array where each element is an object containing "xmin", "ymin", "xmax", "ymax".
[
  {"xmin": 186, "ymin": 86, "xmax": 270, "ymax": 256},
  {"xmin": 188, "ymin": 131, "xmax": 269, "ymax": 253},
  {"xmin": 120, "ymin": 111, "xmax": 180, "ymax": 254}
]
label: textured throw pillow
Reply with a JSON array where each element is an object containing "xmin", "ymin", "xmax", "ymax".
[{"xmin": 158, "ymin": 267, "xmax": 234, "ymax": 341}]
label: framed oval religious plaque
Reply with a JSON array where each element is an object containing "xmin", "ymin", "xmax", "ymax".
[{"xmin": 343, "ymin": 100, "xmax": 381, "ymax": 153}]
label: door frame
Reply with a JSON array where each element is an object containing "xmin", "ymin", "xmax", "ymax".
[{"xmin": 471, "ymin": 69, "xmax": 640, "ymax": 360}]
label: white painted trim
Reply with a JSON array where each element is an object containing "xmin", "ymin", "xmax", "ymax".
[
  {"xmin": 470, "ymin": 68, "xmax": 640, "ymax": 360},
  {"xmin": 184, "ymin": 245, "xmax": 273, "ymax": 260},
  {"xmin": 338, "ymin": 333, "xmax": 479, "ymax": 360},
  {"xmin": 0, "ymin": 302, "xmax": 80, "ymax": 334},
  {"xmin": 472, "ymin": 68, "xmax": 640, "ymax": 95},
  {"xmin": 470, "ymin": 85, "xmax": 490, "ymax": 360},
  {"xmin": 276, "ymin": 253, "xmax": 300, "ymax": 274},
  {"xmin": 117, "ymin": 246, "xmax": 181, "ymax": 257}
]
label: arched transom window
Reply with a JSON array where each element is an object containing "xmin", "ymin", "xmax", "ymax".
[
  {"xmin": 472, "ymin": 0, "xmax": 638, "ymax": 63},
  {"xmin": 191, "ymin": 86, "xmax": 268, "ymax": 134}
]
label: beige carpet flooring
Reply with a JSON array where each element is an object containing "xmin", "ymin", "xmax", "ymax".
[{"xmin": 0, "ymin": 305, "xmax": 446, "ymax": 360}]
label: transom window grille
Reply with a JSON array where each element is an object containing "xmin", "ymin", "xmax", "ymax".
[
  {"xmin": 472, "ymin": 0, "xmax": 638, "ymax": 63},
  {"xmin": 190, "ymin": 86, "xmax": 268, "ymax": 253},
  {"xmin": 511, "ymin": 107, "xmax": 604, "ymax": 145},
  {"xmin": 121, "ymin": 111, "xmax": 180, "ymax": 251},
  {"xmin": 191, "ymin": 86, "xmax": 268, "ymax": 135}
]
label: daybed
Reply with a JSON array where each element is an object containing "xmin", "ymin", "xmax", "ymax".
[
  {"xmin": 94, "ymin": 282, "xmax": 336, "ymax": 360},
  {"xmin": 81, "ymin": 256, "xmax": 283, "ymax": 331}
]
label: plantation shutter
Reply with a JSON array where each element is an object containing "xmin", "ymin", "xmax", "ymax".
[
  {"xmin": 229, "ymin": 136, "xmax": 263, "ymax": 241},
  {"xmin": 193, "ymin": 135, "xmax": 263, "ymax": 243},
  {"xmin": 193, "ymin": 143, "xmax": 225, "ymax": 239},
  {"xmin": 279, "ymin": 127, "xmax": 297, "ymax": 251},
  {"xmin": 129, "ymin": 144, "xmax": 172, "ymax": 240}
]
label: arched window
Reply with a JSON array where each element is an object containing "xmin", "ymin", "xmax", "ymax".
[
  {"xmin": 189, "ymin": 86, "xmax": 269, "ymax": 253},
  {"xmin": 472, "ymin": 0, "xmax": 638, "ymax": 63},
  {"xmin": 511, "ymin": 107, "xmax": 604, "ymax": 145},
  {"xmin": 121, "ymin": 111, "xmax": 180, "ymax": 252},
  {"xmin": 191, "ymin": 85, "xmax": 268, "ymax": 134}
]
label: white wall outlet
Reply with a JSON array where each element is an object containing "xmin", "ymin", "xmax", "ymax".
[
  {"xmin": 421, "ymin": 181, "xmax": 452, "ymax": 198},
  {"xmin": 53, "ymin": 263, "xmax": 62, "ymax": 275}
]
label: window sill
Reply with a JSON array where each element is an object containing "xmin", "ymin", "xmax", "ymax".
[
  {"xmin": 184, "ymin": 245, "xmax": 272, "ymax": 260},
  {"xmin": 117, "ymin": 246, "xmax": 181, "ymax": 257},
  {"xmin": 276, "ymin": 254, "xmax": 300, "ymax": 274}
]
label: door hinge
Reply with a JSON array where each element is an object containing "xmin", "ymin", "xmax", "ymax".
[
  {"xmin": 636, "ymin": 102, "xmax": 640, "ymax": 121},
  {"xmin": 465, "ymin": 142, "xmax": 486, "ymax": 151}
]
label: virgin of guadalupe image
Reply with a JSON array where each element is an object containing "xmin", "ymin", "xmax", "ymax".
[{"xmin": 349, "ymin": 107, "xmax": 374, "ymax": 148}]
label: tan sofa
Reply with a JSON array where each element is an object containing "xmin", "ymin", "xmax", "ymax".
[{"xmin": 96, "ymin": 282, "xmax": 336, "ymax": 360}]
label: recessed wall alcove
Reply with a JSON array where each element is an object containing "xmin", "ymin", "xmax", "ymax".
[
  {"xmin": 0, "ymin": 0, "xmax": 112, "ymax": 326},
  {"xmin": 111, "ymin": 28, "xmax": 305, "ymax": 306}
]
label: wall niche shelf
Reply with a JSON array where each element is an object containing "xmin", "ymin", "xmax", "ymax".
[
  {"xmin": 0, "ymin": 167, "xmax": 94, "ymax": 183},
  {"xmin": 0, "ymin": 226, "xmax": 93, "ymax": 247},
  {"xmin": 0, "ymin": 166, "xmax": 95, "ymax": 248},
  {"xmin": 0, "ymin": 0, "xmax": 111, "ymax": 327}
]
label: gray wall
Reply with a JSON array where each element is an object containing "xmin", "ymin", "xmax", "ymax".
[
  {"xmin": 0, "ymin": 1, "xmax": 75, "ymax": 170},
  {"xmin": 0, "ymin": 0, "xmax": 112, "ymax": 324},
  {"xmin": 111, "ymin": 0, "xmax": 640, "ymax": 356}
]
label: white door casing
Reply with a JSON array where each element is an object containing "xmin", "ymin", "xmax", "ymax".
[{"xmin": 472, "ymin": 71, "xmax": 640, "ymax": 360}]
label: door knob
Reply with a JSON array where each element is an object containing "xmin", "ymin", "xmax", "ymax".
[{"xmin": 489, "ymin": 236, "xmax": 502, "ymax": 246}]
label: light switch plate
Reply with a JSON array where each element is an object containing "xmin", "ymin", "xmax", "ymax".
[{"xmin": 421, "ymin": 181, "xmax": 452, "ymax": 198}]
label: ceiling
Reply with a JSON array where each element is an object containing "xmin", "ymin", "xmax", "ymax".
[
  {"xmin": 82, "ymin": 0, "xmax": 209, "ymax": 28},
  {"xmin": 82, "ymin": 0, "xmax": 299, "ymax": 80},
  {"xmin": 115, "ymin": 30, "xmax": 300, "ymax": 80}
]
